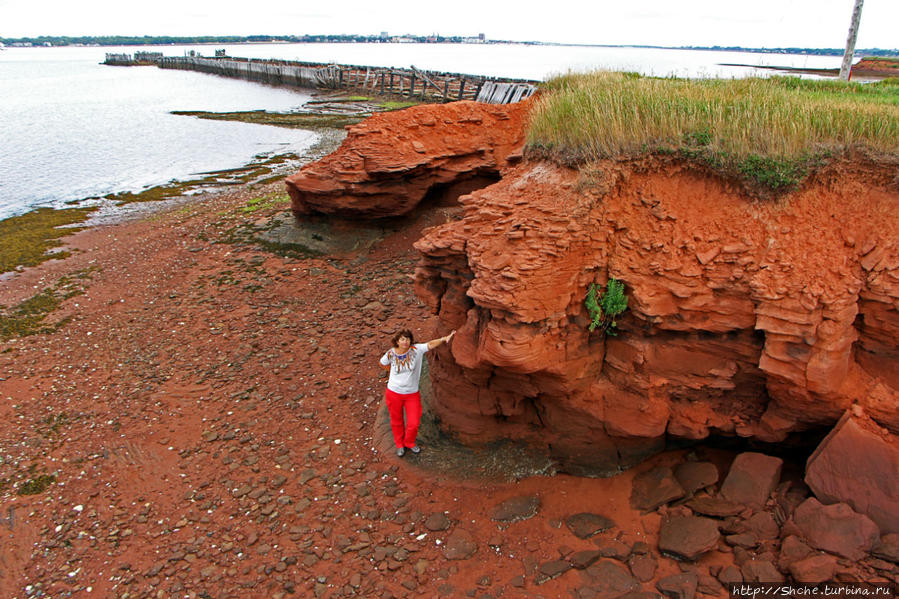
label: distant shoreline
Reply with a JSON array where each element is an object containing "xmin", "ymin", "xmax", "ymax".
[
  {"xmin": 2, "ymin": 35, "xmax": 897, "ymax": 58},
  {"xmin": 721, "ymin": 56, "xmax": 899, "ymax": 79}
]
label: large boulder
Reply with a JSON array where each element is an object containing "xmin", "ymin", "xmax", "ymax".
[
  {"xmin": 719, "ymin": 452, "xmax": 783, "ymax": 508},
  {"xmin": 791, "ymin": 498, "xmax": 880, "ymax": 560},
  {"xmin": 658, "ymin": 515, "xmax": 721, "ymax": 561},
  {"xmin": 805, "ymin": 407, "xmax": 899, "ymax": 533}
]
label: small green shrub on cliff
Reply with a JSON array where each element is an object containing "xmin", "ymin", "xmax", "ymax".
[
  {"xmin": 586, "ymin": 279, "xmax": 628, "ymax": 336},
  {"xmin": 527, "ymin": 71, "xmax": 899, "ymax": 194}
]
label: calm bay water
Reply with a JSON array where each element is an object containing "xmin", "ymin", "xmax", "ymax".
[
  {"xmin": 0, "ymin": 46, "xmax": 317, "ymax": 220},
  {"xmin": 0, "ymin": 43, "xmax": 842, "ymax": 220}
]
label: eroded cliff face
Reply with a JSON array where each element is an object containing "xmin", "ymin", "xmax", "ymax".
[
  {"xmin": 414, "ymin": 158, "xmax": 898, "ymax": 474},
  {"xmin": 285, "ymin": 100, "xmax": 529, "ymax": 218},
  {"xmin": 285, "ymin": 100, "xmax": 899, "ymax": 476}
]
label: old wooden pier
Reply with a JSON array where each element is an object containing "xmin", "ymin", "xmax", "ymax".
[{"xmin": 157, "ymin": 55, "xmax": 538, "ymax": 104}]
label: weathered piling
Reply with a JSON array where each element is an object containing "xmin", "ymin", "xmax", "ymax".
[
  {"xmin": 156, "ymin": 56, "xmax": 538, "ymax": 104},
  {"xmin": 103, "ymin": 51, "xmax": 163, "ymax": 66}
]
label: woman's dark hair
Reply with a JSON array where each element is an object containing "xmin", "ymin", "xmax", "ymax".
[{"xmin": 391, "ymin": 329, "xmax": 414, "ymax": 348}]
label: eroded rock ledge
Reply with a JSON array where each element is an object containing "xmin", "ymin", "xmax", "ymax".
[
  {"xmin": 285, "ymin": 100, "xmax": 899, "ymax": 480},
  {"xmin": 285, "ymin": 100, "xmax": 529, "ymax": 218}
]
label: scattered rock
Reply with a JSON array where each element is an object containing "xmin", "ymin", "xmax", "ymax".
[
  {"xmin": 741, "ymin": 560, "xmax": 784, "ymax": 583},
  {"xmin": 594, "ymin": 538, "xmax": 632, "ymax": 560},
  {"xmin": 789, "ymin": 555, "xmax": 837, "ymax": 584},
  {"xmin": 656, "ymin": 571, "xmax": 698, "ymax": 599},
  {"xmin": 631, "ymin": 466, "xmax": 687, "ymax": 512},
  {"xmin": 443, "ymin": 528, "xmax": 478, "ymax": 560},
  {"xmin": 696, "ymin": 572, "xmax": 724, "ymax": 596},
  {"xmin": 582, "ymin": 560, "xmax": 641, "ymax": 598},
  {"xmin": 628, "ymin": 553, "xmax": 657, "ymax": 582},
  {"xmin": 565, "ymin": 513, "xmax": 616, "ymax": 539},
  {"xmin": 717, "ymin": 565, "xmax": 743, "ymax": 586},
  {"xmin": 200, "ymin": 565, "xmax": 218, "ymax": 578},
  {"xmin": 792, "ymin": 498, "xmax": 880, "ymax": 560},
  {"xmin": 570, "ymin": 550, "xmax": 603, "ymax": 570},
  {"xmin": 778, "ymin": 536, "xmax": 815, "ymax": 570},
  {"xmin": 536, "ymin": 559, "xmax": 571, "ymax": 584},
  {"xmin": 673, "ymin": 462, "xmax": 719, "ymax": 495},
  {"xmin": 658, "ymin": 516, "xmax": 721, "ymax": 561},
  {"xmin": 746, "ymin": 511, "xmax": 780, "ymax": 540},
  {"xmin": 490, "ymin": 495, "xmax": 540, "ymax": 522},
  {"xmin": 685, "ymin": 496, "xmax": 743, "ymax": 518},
  {"xmin": 620, "ymin": 592, "xmax": 663, "ymax": 599},
  {"xmin": 872, "ymin": 534, "xmax": 899, "ymax": 564},
  {"xmin": 424, "ymin": 512, "xmax": 451, "ymax": 531},
  {"xmin": 725, "ymin": 533, "xmax": 758, "ymax": 549},
  {"xmin": 719, "ymin": 452, "xmax": 783, "ymax": 508}
]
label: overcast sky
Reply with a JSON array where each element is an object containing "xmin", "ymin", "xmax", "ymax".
[{"xmin": 1, "ymin": 0, "xmax": 896, "ymax": 49}]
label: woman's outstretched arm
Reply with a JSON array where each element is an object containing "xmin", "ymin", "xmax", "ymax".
[{"xmin": 426, "ymin": 330, "xmax": 456, "ymax": 350}]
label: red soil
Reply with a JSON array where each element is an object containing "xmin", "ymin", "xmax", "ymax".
[{"xmin": 0, "ymin": 183, "xmax": 722, "ymax": 599}]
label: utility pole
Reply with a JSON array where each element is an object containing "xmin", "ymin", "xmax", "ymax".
[{"xmin": 839, "ymin": 0, "xmax": 865, "ymax": 81}]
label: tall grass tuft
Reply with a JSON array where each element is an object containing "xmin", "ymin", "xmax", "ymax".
[{"xmin": 526, "ymin": 72, "xmax": 899, "ymax": 193}]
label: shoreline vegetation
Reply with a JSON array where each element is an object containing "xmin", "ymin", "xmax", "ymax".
[
  {"xmin": 0, "ymin": 121, "xmax": 347, "ymax": 276},
  {"xmin": 171, "ymin": 95, "xmax": 418, "ymax": 130},
  {"xmin": 0, "ymin": 92, "xmax": 412, "ymax": 277},
  {"xmin": 0, "ymin": 150, "xmax": 303, "ymax": 275},
  {"xmin": 527, "ymin": 71, "xmax": 899, "ymax": 195}
]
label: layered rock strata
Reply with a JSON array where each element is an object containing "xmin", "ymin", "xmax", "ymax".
[
  {"xmin": 284, "ymin": 100, "xmax": 899, "ymax": 476},
  {"xmin": 414, "ymin": 157, "xmax": 898, "ymax": 473},
  {"xmin": 285, "ymin": 100, "xmax": 529, "ymax": 218}
]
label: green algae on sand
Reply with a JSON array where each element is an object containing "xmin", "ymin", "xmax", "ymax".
[
  {"xmin": 104, "ymin": 151, "xmax": 306, "ymax": 206},
  {"xmin": 172, "ymin": 110, "xmax": 366, "ymax": 130},
  {"xmin": 0, "ymin": 269, "xmax": 95, "ymax": 341},
  {"xmin": 0, "ymin": 206, "xmax": 98, "ymax": 275}
]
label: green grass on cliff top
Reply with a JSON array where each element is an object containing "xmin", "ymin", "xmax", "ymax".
[{"xmin": 527, "ymin": 72, "xmax": 899, "ymax": 193}]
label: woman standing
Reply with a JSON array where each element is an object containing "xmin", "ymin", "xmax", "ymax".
[{"xmin": 379, "ymin": 328, "xmax": 455, "ymax": 456}]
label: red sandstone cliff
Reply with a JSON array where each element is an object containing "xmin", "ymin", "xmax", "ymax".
[
  {"xmin": 285, "ymin": 101, "xmax": 529, "ymax": 218},
  {"xmin": 286, "ymin": 101, "xmax": 899, "ymax": 478},
  {"xmin": 852, "ymin": 57, "xmax": 899, "ymax": 78},
  {"xmin": 414, "ymin": 157, "xmax": 898, "ymax": 474}
]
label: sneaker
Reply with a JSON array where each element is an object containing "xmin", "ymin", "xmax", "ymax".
[
  {"xmin": 409, "ymin": 445, "xmax": 421, "ymax": 454},
  {"xmin": 396, "ymin": 447, "xmax": 405, "ymax": 457}
]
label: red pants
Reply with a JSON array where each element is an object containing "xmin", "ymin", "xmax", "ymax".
[{"xmin": 384, "ymin": 389, "xmax": 422, "ymax": 449}]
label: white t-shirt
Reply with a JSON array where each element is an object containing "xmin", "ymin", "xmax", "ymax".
[{"xmin": 380, "ymin": 342, "xmax": 429, "ymax": 394}]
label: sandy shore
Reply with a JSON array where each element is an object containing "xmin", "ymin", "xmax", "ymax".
[{"xmin": 0, "ymin": 170, "xmax": 764, "ymax": 598}]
